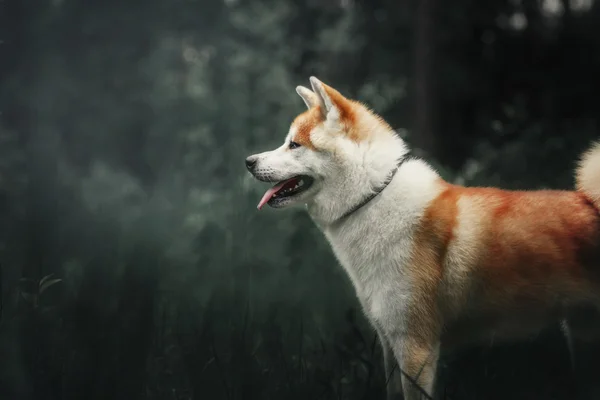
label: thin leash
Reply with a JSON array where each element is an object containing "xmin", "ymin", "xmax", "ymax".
[{"xmin": 333, "ymin": 150, "xmax": 413, "ymax": 225}]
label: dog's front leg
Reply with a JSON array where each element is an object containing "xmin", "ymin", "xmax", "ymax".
[
  {"xmin": 389, "ymin": 332, "xmax": 440, "ymax": 400},
  {"xmin": 376, "ymin": 328, "xmax": 404, "ymax": 400}
]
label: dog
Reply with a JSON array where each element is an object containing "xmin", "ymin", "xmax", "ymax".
[{"xmin": 245, "ymin": 77, "xmax": 600, "ymax": 399}]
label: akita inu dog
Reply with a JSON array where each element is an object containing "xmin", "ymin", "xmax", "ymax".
[{"xmin": 245, "ymin": 77, "xmax": 600, "ymax": 400}]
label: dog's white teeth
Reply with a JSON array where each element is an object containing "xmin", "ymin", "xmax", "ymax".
[{"xmin": 299, "ymin": 179, "xmax": 304, "ymax": 186}]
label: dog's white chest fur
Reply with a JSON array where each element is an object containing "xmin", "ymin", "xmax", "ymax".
[
  {"xmin": 325, "ymin": 223, "xmax": 413, "ymax": 329},
  {"xmin": 318, "ymin": 161, "xmax": 442, "ymax": 333}
]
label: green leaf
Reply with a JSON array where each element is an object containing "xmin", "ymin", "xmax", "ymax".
[
  {"xmin": 39, "ymin": 278, "xmax": 62, "ymax": 294},
  {"xmin": 39, "ymin": 273, "xmax": 55, "ymax": 287}
]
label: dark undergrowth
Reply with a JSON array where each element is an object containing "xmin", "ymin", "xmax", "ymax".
[{"xmin": 0, "ymin": 284, "xmax": 582, "ymax": 400}]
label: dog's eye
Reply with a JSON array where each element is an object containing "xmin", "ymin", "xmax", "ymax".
[{"xmin": 289, "ymin": 141, "xmax": 301, "ymax": 150}]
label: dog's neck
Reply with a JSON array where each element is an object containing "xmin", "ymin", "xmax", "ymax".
[
  {"xmin": 333, "ymin": 150, "xmax": 412, "ymax": 224},
  {"xmin": 306, "ymin": 135, "xmax": 410, "ymax": 227}
]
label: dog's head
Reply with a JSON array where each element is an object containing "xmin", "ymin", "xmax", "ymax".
[{"xmin": 245, "ymin": 77, "xmax": 407, "ymax": 220}]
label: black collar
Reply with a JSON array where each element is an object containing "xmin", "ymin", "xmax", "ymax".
[{"xmin": 333, "ymin": 150, "xmax": 412, "ymax": 225}]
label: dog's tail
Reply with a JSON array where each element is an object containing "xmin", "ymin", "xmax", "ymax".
[{"xmin": 576, "ymin": 141, "xmax": 600, "ymax": 208}]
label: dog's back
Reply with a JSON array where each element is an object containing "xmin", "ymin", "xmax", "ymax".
[{"xmin": 416, "ymin": 184, "xmax": 600, "ymax": 346}]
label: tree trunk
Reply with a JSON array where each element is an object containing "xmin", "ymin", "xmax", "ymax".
[{"xmin": 413, "ymin": 0, "xmax": 437, "ymax": 156}]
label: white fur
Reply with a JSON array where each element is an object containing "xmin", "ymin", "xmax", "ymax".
[
  {"xmin": 322, "ymin": 159, "xmax": 442, "ymax": 318},
  {"xmin": 296, "ymin": 85, "xmax": 321, "ymax": 109},
  {"xmin": 320, "ymin": 159, "xmax": 443, "ymax": 400},
  {"xmin": 577, "ymin": 141, "xmax": 600, "ymax": 208}
]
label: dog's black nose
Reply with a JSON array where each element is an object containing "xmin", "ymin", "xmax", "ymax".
[{"xmin": 245, "ymin": 156, "xmax": 257, "ymax": 171}]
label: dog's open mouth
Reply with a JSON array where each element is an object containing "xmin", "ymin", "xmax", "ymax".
[{"xmin": 257, "ymin": 175, "xmax": 314, "ymax": 209}]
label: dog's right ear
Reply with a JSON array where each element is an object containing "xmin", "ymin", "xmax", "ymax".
[{"xmin": 296, "ymin": 86, "xmax": 321, "ymax": 110}]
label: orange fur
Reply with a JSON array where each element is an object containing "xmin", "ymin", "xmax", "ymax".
[
  {"xmin": 407, "ymin": 183, "xmax": 600, "ymax": 348},
  {"xmin": 293, "ymin": 81, "xmax": 394, "ymax": 145},
  {"xmin": 320, "ymin": 84, "xmax": 357, "ymax": 125},
  {"xmin": 321, "ymin": 83, "xmax": 394, "ymax": 143},
  {"xmin": 455, "ymin": 186, "xmax": 600, "ymax": 289},
  {"xmin": 291, "ymin": 107, "xmax": 322, "ymax": 150}
]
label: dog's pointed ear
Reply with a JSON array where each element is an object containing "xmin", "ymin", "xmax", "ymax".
[
  {"xmin": 296, "ymin": 86, "xmax": 321, "ymax": 109},
  {"xmin": 309, "ymin": 76, "xmax": 335, "ymax": 113},
  {"xmin": 309, "ymin": 76, "xmax": 351, "ymax": 122}
]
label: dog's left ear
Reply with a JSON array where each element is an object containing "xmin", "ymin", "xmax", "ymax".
[
  {"xmin": 309, "ymin": 76, "xmax": 352, "ymax": 123},
  {"xmin": 296, "ymin": 86, "xmax": 321, "ymax": 109}
]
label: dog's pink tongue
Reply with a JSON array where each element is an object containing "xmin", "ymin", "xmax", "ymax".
[{"xmin": 257, "ymin": 182, "xmax": 286, "ymax": 210}]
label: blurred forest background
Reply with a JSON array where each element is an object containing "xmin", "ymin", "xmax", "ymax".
[{"xmin": 1, "ymin": 0, "xmax": 600, "ymax": 399}]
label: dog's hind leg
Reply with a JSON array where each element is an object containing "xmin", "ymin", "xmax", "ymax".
[{"xmin": 563, "ymin": 305, "xmax": 600, "ymax": 400}]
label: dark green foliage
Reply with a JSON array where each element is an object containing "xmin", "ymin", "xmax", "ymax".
[{"xmin": 1, "ymin": 0, "xmax": 600, "ymax": 398}]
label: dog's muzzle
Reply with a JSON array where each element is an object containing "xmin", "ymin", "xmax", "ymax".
[{"xmin": 245, "ymin": 155, "xmax": 258, "ymax": 172}]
